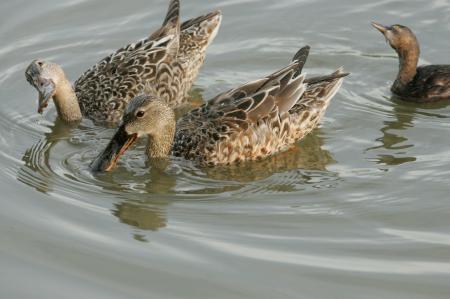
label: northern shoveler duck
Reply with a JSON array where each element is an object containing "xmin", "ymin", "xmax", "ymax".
[
  {"xmin": 25, "ymin": 0, "xmax": 221, "ymax": 125},
  {"xmin": 92, "ymin": 46, "xmax": 348, "ymax": 171},
  {"xmin": 372, "ymin": 22, "xmax": 450, "ymax": 102}
]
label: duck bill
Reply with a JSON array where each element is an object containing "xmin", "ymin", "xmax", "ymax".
[
  {"xmin": 371, "ymin": 22, "xmax": 390, "ymax": 35},
  {"xmin": 91, "ymin": 125, "xmax": 138, "ymax": 172},
  {"xmin": 37, "ymin": 79, "xmax": 56, "ymax": 114}
]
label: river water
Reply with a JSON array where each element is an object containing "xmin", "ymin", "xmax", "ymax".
[{"xmin": 1, "ymin": 0, "xmax": 450, "ymax": 298}]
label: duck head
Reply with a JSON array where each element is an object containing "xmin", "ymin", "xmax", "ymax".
[
  {"xmin": 25, "ymin": 60, "xmax": 65, "ymax": 114},
  {"xmin": 371, "ymin": 22, "xmax": 419, "ymax": 54},
  {"xmin": 91, "ymin": 94, "xmax": 176, "ymax": 172}
]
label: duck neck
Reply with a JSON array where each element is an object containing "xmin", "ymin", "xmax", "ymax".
[
  {"xmin": 53, "ymin": 77, "xmax": 82, "ymax": 123},
  {"xmin": 146, "ymin": 123, "xmax": 176, "ymax": 160},
  {"xmin": 394, "ymin": 43, "xmax": 419, "ymax": 88}
]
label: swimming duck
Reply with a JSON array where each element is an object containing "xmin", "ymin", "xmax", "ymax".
[
  {"xmin": 92, "ymin": 46, "xmax": 348, "ymax": 171},
  {"xmin": 372, "ymin": 22, "xmax": 450, "ymax": 102},
  {"xmin": 25, "ymin": 0, "xmax": 221, "ymax": 125}
]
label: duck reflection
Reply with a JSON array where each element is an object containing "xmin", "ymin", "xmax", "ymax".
[
  {"xmin": 96, "ymin": 165, "xmax": 176, "ymax": 235},
  {"xmin": 17, "ymin": 119, "xmax": 78, "ymax": 193},
  {"xmin": 100, "ymin": 129, "xmax": 335, "ymax": 234},
  {"xmin": 19, "ymin": 85, "xmax": 334, "ymax": 235},
  {"xmin": 113, "ymin": 200, "xmax": 167, "ymax": 232},
  {"xmin": 367, "ymin": 97, "xmax": 449, "ymax": 166},
  {"xmin": 17, "ymin": 87, "xmax": 205, "ymax": 195},
  {"xmin": 175, "ymin": 87, "xmax": 205, "ymax": 117}
]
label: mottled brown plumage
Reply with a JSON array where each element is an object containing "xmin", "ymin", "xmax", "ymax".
[
  {"xmin": 372, "ymin": 22, "xmax": 450, "ymax": 102},
  {"xmin": 92, "ymin": 46, "xmax": 348, "ymax": 172},
  {"xmin": 25, "ymin": 0, "xmax": 222, "ymax": 125}
]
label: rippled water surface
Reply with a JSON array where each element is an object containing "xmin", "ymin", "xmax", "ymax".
[{"xmin": 1, "ymin": 0, "xmax": 450, "ymax": 298}]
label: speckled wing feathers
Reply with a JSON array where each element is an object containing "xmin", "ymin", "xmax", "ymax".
[
  {"xmin": 70, "ymin": 0, "xmax": 221, "ymax": 125},
  {"xmin": 74, "ymin": 35, "xmax": 181, "ymax": 125},
  {"xmin": 172, "ymin": 48, "xmax": 348, "ymax": 166},
  {"xmin": 150, "ymin": 0, "xmax": 180, "ymax": 56},
  {"xmin": 173, "ymin": 59, "xmax": 309, "ymax": 165},
  {"xmin": 177, "ymin": 11, "xmax": 222, "ymax": 98}
]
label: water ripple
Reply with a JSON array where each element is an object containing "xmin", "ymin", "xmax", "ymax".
[{"xmin": 1, "ymin": 0, "xmax": 450, "ymax": 298}]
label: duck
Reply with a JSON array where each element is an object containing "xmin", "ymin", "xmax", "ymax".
[
  {"xmin": 25, "ymin": 0, "xmax": 222, "ymax": 125},
  {"xmin": 372, "ymin": 22, "xmax": 450, "ymax": 102},
  {"xmin": 92, "ymin": 46, "xmax": 348, "ymax": 172}
]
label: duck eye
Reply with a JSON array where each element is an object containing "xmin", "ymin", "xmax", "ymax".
[{"xmin": 136, "ymin": 111, "xmax": 145, "ymax": 118}]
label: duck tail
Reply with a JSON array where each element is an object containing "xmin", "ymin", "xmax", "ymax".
[
  {"xmin": 318, "ymin": 68, "xmax": 347, "ymax": 104},
  {"xmin": 305, "ymin": 67, "xmax": 350, "ymax": 85},
  {"xmin": 298, "ymin": 67, "xmax": 347, "ymax": 112},
  {"xmin": 162, "ymin": 0, "xmax": 180, "ymax": 27},
  {"xmin": 149, "ymin": 0, "xmax": 181, "ymax": 55},
  {"xmin": 292, "ymin": 45, "xmax": 310, "ymax": 78},
  {"xmin": 181, "ymin": 10, "xmax": 222, "ymax": 46},
  {"xmin": 289, "ymin": 47, "xmax": 348, "ymax": 110}
]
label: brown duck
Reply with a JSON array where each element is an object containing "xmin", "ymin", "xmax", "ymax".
[
  {"xmin": 92, "ymin": 46, "xmax": 348, "ymax": 171},
  {"xmin": 25, "ymin": 0, "xmax": 221, "ymax": 125},
  {"xmin": 372, "ymin": 22, "xmax": 450, "ymax": 102}
]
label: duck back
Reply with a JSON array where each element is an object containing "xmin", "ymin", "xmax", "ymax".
[{"xmin": 393, "ymin": 64, "xmax": 450, "ymax": 102}]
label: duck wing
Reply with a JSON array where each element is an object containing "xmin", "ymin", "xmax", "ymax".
[
  {"xmin": 152, "ymin": 2, "xmax": 222, "ymax": 100},
  {"xmin": 173, "ymin": 49, "xmax": 308, "ymax": 165},
  {"xmin": 162, "ymin": 0, "xmax": 180, "ymax": 27},
  {"xmin": 74, "ymin": 1, "xmax": 185, "ymax": 125},
  {"xmin": 150, "ymin": 0, "xmax": 180, "ymax": 56},
  {"xmin": 411, "ymin": 65, "xmax": 450, "ymax": 101},
  {"xmin": 74, "ymin": 33, "xmax": 182, "ymax": 125},
  {"xmin": 178, "ymin": 10, "xmax": 222, "ymax": 97}
]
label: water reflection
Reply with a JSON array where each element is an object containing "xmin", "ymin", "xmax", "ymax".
[
  {"xmin": 113, "ymin": 200, "xmax": 167, "ymax": 238},
  {"xmin": 174, "ymin": 87, "xmax": 205, "ymax": 118},
  {"xmin": 94, "ymin": 129, "xmax": 336, "ymax": 233},
  {"xmin": 16, "ymin": 106, "xmax": 335, "ymax": 234},
  {"xmin": 96, "ymin": 164, "xmax": 175, "ymax": 234},
  {"xmin": 16, "ymin": 86, "xmax": 206, "ymax": 195},
  {"xmin": 367, "ymin": 97, "xmax": 450, "ymax": 166},
  {"xmin": 17, "ymin": 119, "xmax": 77, "ymax": 193}
]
